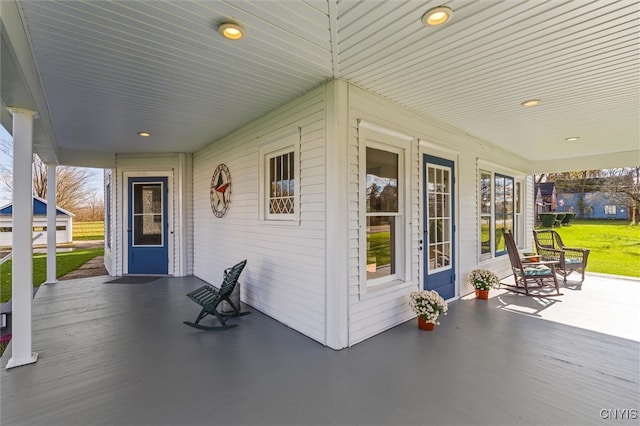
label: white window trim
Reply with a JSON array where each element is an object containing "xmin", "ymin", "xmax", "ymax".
[
  {"xmin": 121, "ymin": 170, "xmax": 174, "ymax": 276},
  {"xmin": 258, "ymin": 128, "xmax": 301, "ymax": 224},
  {"xmin": 477, "ymin": 159, "xmax": 522, "ymax": 263},
  {"xmin": 479, "ymin": 169, "xmax": 493, "ymax": 262},
  {"xmin": 358, "ymin": 121, "xmax": 412, "ymax": 294},
  {"xmin": 515, "ymin": 178, "xmax": 524, "ymax": 249}
]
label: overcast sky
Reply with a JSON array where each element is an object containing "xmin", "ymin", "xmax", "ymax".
[{"xmin": 0, "ymin": 125, "xmax": 103, "ymax": 205}]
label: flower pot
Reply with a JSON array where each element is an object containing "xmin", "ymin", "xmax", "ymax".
[
  {"xmin": 418, "ymin": 317, "xmax": 435, "ymax": 331},
  {"xmin": 475, "ymin": 289, "xmax": 489, "ymax": 300}
]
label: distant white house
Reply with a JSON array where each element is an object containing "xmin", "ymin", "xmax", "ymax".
[{"xmin": 0, "ymin": 196, "xmax": 74, "ymax": 247}]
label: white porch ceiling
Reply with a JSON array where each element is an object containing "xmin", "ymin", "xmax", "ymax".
[{"xmin": 4, "ymin": 0, "xmax": 640, "ymax": 170}]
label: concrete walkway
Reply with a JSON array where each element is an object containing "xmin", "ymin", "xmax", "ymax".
[{"xmin": 59, "ymin": 256, "xmax": 107, "ymax": 280}]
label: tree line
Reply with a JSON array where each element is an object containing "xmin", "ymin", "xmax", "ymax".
[
  {"xmin": 535, "ymin": 168, "xmax": 640, "ymax": 224},
  {"xmin": 1, "ymin": 134, "xmax": 104, "ymax": 221}
]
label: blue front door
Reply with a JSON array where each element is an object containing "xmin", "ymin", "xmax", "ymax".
[
  {"xmin": 128, "ymin": 177, "xmax": 168, "ymax": 274},
  {"xmin": 423, "ymin": 155, "xmax": 455, "ymax": 299}
]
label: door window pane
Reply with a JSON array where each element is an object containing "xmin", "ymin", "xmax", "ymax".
[{"xmin": 133, "ymin": 183, "xmax": 163, "ymax": 246}]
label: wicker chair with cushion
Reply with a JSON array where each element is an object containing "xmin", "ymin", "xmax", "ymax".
[{"xmin": 533, "ymin": 229, "xmax": 590, "ymax": 284}]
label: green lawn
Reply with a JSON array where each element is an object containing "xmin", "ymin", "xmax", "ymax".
[
  {"xmin": 73, "ymin": 221, "xmax": 104, "ymax": 241},
  {"xmin": 538, "ymin": 220, "xmax": 640, "ymax": 278},
  {"xmin": 0, "ymin": 247, "xmax": 104, "ymax": 303},
  {"xmin": 367, "ymin": 231, "xmax": 391, "ymax": 266}
]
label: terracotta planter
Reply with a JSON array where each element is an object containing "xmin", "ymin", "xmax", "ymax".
[
  {"xmin": 418, "ymin": 317, "xmax": 435, "ymax": 331},
  {"xmin": 475, "ymin": 289, "xmax": 489, "ymax": 300}
]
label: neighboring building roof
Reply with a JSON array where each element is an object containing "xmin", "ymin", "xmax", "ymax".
[
  {"xmin": 535, "ymin": 182, "xmax": 556, "ymax": 196},
  {"xmin": 0, "ymin": 196, "xmax": 75, "ymax": 217}
]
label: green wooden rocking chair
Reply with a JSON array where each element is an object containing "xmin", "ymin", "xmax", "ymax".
[{"xmin": 183, "ymin": 259, "xmax": 250, "ymax": 330}]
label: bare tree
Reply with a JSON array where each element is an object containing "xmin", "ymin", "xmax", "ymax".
[
  {"xmin": 85, "ymin": 193, "xmax": 105, "ymax": 221},
  {"xmin": 31, "ymin": 156, "xmax": 93, "ymax": 212},
  {"xmin": 1, "ymin": 133, "xmax": 94, "ymax": 213}
]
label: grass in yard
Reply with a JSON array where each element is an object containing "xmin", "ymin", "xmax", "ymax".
[
  {"xmin": 367, "ymin": 231, "xmax": 391, "ymax": 266},
  {"xmin": 73, "ymin": 221, "xmax": 104, "ymax": 241},
  {"xmin": 538, "ymin": 220, "xmax": 640, "ymax": 278},
  {"xmin": 0, "ymin": 247, "xmax": 104, "ymax": 303}
]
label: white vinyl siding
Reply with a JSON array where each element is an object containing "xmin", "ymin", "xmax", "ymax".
[
  {"xmin": 103, "ymin": 80, "xmax": 538, "ymax": 349},
  {"xmin": 193, "ymin": 87, "xmax": 326, "ymax": 344},
  {"xmin": 347, "ymin": 84, "xmax": 533, "ymax": 346},
  {"xmin": 111, "ymin": 153, "xmax": 192, "ymax": 277}
]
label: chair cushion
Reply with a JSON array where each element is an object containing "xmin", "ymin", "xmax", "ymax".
[
  {"xmin": 514, "ymin": 265, "xmax": 551, "ymax": 277},
  {"xmin": 565, "ymin": 258, "xmax": 582, "ymax": 265}
]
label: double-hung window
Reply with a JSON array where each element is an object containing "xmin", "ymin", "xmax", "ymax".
[
  {"xmin": 478, "ymin": 169, "xmax": 514, "ymax": 260},
  {"xmin": 366, "ymin": 147, "xmax": 401, "ymax": 283},
  {"xmin": 494, "ymin": 174, "xmax": 514, "ymax": 255},
  {"xmin": 359, "ymin": 122, "xmax": 411, "ymax": 290}
]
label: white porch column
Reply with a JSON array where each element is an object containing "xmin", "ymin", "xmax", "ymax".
[
  {"xmin": 324, "ymin": 80, "xmax": 350, "ymax": 349},
  {"xmin": 46, "ymin": 163, "xmax": 57, "ymax": 284},
  {"xmin": 6, "ymin": 107, "xmax": 39, "ymax": 369}
]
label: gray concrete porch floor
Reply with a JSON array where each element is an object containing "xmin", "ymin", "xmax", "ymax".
[{"xmin": 1, "ymin": 274, "xmax": 638, "ymax": 426}]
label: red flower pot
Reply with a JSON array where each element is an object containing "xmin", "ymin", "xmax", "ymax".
[
  {"xmin": 418, "ymin": 317, "xmax": 435, "ymax": 330},
  {"xmin": 475, "ymin": 289, "xmax": 489, "ymax": 300}
]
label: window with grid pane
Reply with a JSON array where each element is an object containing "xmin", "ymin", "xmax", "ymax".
[
  {"xmin": 268, "ymin": 150, "xmax": 295, "ymax": 215},
  {"xmin": 258, "ymin": 129, "xmax": 299, "ymax": 223}
]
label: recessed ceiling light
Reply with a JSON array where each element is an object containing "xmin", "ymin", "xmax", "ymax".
[
  {"xmin": 521, "ymin": 99, "xmax": 541, "ymax": 107},
  {"xmin": 421, "ymin": 6, "xmax": 454, "ymax": 26},
  {"xmin": 565, "ymin": 137, "xmax": 580, "ymax": 141},
  {"xmin": 138, "ymin": 131, "xmax": 151, "ymax": 137},
  {"xmin": 218, "ymin": 22, "xmax": 244, "ymax": 40}
]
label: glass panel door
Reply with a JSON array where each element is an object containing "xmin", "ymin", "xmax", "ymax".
[
  {"xmin": 132, "ymin": 183, "xmax": 163, "ymax": 246},
  {"xmin": 426, "ymin": 164, "xmax": 452, "ymax": 273}
]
